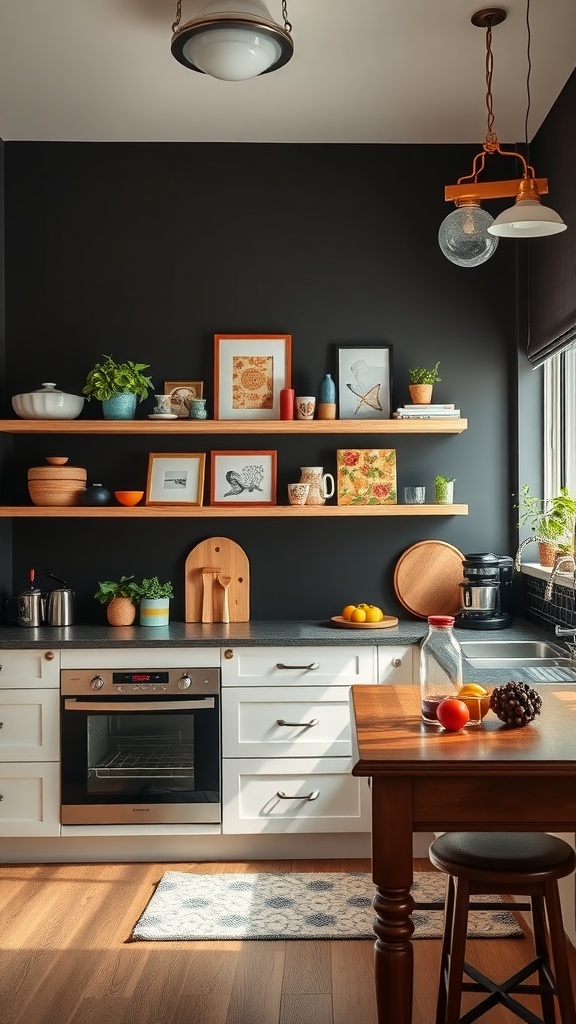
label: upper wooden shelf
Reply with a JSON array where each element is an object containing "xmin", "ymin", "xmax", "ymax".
[
  {"xmin": 0, "ymin": 504, "xmax": 469, "ymax": 518},
  {"xmin": 0, "ymin": 418, "xmax": 468, "ymax": 435}
]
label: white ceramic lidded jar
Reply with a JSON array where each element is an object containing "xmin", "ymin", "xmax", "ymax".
[{"xmin": 419, "ymin": 614, "xmax": 463, "ymax": 724}]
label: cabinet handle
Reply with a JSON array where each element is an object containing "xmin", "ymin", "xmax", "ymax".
[
  {"xmin": 0, "ymin": 722, "xmax": 3, "ymax": 729},
  {"xmin": 392, "ymin": 658, "xmax": 402, "ymax": 668},
  {"xmin": 0, "ymin": 794, "xmax": 3, "ymax": 801},
  {"xmin": 276, "ymin": 718, "xmax": 319, "ymax": 728},
  {"xmin": 277, "ymin": 790, "xmax": 319, "ymax": 802},
  {"xmin": 224, "ymin": 649, "xmax": 234, "ymax": 660},
  {"xmin": 45, "ymin": 651, "xmax": 55, "ymax": 661},
  {"xmin": 276, "ymin": 662, "xmax": 320, "ymax": 671}
]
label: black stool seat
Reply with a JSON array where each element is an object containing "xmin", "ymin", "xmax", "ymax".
[{"xmin": 429, "ymin": 832, "xmax": 576, "ymax": 1024}]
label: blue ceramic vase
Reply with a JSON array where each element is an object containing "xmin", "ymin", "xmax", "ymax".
[{"xmin": 319, "ymin": 374, "xmax": 336, "ymax": 404}]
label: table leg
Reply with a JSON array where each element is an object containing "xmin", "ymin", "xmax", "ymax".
[{"xmin": 371, "ymin": 776, "xmax": 416, "ymax": 1024}]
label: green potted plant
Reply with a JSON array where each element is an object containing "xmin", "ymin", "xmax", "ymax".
[
  {"xmin": 94, "ymin": 574, "xmax": 140, "ymax": 626},
  {"xmin": 517, "ymin": 485, "xmax": 576, "ymax": 566},
  {"xmin": 135, "ymin": 576, "xmax": 174, "ymax": 626},
  {"xmin": 408, "ymin": 361, "xmax": 441, "ymax": 404},
  {"xmin": 83, "ymin": 354, "xmax": 154, "ymax": 420},
  {"xmin": 434, "ymin": 474, "xmax": 455, "ymax": 504}
]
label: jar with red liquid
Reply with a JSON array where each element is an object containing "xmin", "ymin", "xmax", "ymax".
[{"xmin": 419, "ymin": 615, "xmax": 463, "ymax": 724}]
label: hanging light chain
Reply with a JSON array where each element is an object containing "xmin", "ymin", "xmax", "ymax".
[
  {"xmin": 282, "ymin": 0, "xmax": 292, "ymax": 34},
  {"xmin": 172, "ymin": 0, "xmax": 182, "ymax": 35},
  {"xmin": 484, "ymin": 22, "xmax": 497, "ymax": 146}
]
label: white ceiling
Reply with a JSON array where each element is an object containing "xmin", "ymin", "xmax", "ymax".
[{"xmin": 0, "ymin": 0, "xmax": 575, "ymax": 144}]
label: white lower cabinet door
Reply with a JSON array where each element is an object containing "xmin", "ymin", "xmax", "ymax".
[
  {"xmin": 0, "ymin": 690, "xmax": 59, "ymax": 761},
  {"xmin": 377, "ymin": 645, "xmax": 415, "ymax": 684},
  {"xmin": 0, "ymin": 649, "xmax": 60, "ymax": 690},
  {"xmin": 222, "ymin": 686, "xmax": 352, "ymax": 758},
  {"xmin": 0, "ymin": 762, "xmax": 60, "ymax": 835},
  {"xmin": 222, "ymin": 757, "xmax": 371, "ymax": 834}
]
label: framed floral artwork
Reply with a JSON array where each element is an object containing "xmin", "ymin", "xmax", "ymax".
[
  {"xmin": 210, "ymin": 450, "xmax": 277, "ymax": 506},
  {"xmin": 336, "ymin": 448, "xmax": 397, "ymax": 505},
  {"xmin": 336, "ymin": 344, "xmax": 393, "ymax": 419},
  {"xmin": 164, "ymin": 380, "xmax": 204, "ymax": 417},
  {"xmin": 145, "ymin": 453, "xmax": 206, "ymax": 506},
  {"xmin": 214, "ymin": 334, "xmax": 291, "ymax": 420}
]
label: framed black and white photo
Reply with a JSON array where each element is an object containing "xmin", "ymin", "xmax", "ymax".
[
  {"xmin": 145, "ymin": 453, "xmax": 206, "ymax": 506},
  {"xmin": 336, "ymin": 344, "xmax": 393, "ymax": 420},
  {"xmin": 210, "ymin": 450, "xmax": 277, "ymax": 506}
]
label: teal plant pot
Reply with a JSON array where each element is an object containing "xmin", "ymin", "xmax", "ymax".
[
  {"xmin": 139, "ymin": 598, "xmax": 170, "ymax": 626},
  {"xmin": 102, "ymin": 394, "xmax": 138, "ymax": 420}
]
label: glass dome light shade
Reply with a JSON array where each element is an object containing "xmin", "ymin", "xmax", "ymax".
[
  {"xmin": 171, "ymin": 0, "xmax": 293, "ymax": 80},
  {"xmin": 438, "ymin": 203, "xmax": 499, "ymax": 268},
  {"xmin": 487, "ymin": 198, "xmax": 567, "ymax": 238}
]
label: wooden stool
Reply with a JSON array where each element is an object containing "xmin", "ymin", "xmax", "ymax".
[{"xmin": 429, "ymin": 832, "xmax": 576, "ymax": 1024}]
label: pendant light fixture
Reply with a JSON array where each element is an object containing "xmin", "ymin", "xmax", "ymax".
[
  {"xmin": 439, "ymin": 6, "xmax": 566, "ymax": 268},
  {"xmin": 171, "ymin": 0, "xmax": 294, "ymax": 81}
]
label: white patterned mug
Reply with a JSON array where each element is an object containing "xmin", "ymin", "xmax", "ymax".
[
  {"xmin": 299, "ymin": 466, "xmax": 335, "ymax": 506},
  {"xmin": 296, "ymin": 396, "xmax": 316, "ymax": 420},
  {"xmin": 287, "ymin": 483, "xmax": 310, "ymax": 506}
]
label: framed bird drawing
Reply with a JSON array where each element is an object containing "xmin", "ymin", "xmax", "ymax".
[{"xmin": 210, "ymin": 451, "xmax": 277, "ymax": 506}]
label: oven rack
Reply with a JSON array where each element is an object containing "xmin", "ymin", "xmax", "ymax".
[{"xmin": 92, "ymin": 744, "xmax": 195, "ymax": 779}]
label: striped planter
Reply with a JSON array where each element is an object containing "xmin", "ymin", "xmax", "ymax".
[{"xmin": 139, "ymin": 598, "xmax": 170, "ymax": 626}]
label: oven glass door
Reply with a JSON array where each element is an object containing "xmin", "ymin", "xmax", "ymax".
[{"xmin": 61, "ymin": 695, "xmax": 220, "ymax": 823}]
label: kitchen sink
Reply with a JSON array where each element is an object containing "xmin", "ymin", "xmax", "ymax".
[{"xmin": 460, "ymin": 639, "xmax": 576, "ymax": 681}]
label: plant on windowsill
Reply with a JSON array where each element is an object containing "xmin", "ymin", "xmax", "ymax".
[
  {"xmin": 82, "ymin": 354, "xmax": 154, "ymax": 420},
  {"xmin": 134, "ymin": 576, "xmax": 174, "ymax": 627},
  {"xmin": 94, "ymin": 574, "xmax": 140, "ymax": 626},
  {"xmin": 408, "ymin": 361, "xmax": 441, "ymax": 404},
  {"xmin": 517, "ymin": 485, "xmax": 576, "ymax": 567}
]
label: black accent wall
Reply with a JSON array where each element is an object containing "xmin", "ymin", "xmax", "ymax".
[{"xmin": 2, "ymin": 142, "xmax": 519, "ymax": 623}]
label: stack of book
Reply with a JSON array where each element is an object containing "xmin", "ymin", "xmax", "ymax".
[{"xmin": 393, "ymin": 403, "xmax": 461, "ymax": 419}]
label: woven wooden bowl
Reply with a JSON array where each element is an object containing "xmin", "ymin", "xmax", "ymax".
[{"xmin": 28, "ymin": 457, "xmax": 87, "ymax": 506}]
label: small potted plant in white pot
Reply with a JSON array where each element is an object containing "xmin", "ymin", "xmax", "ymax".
[
  {"xmin": 94, "ymin": 575, "xmax": 140, "ymax": 626},
  {"xmin": 408, "ymin": 361, "xmax": 441, "ymax": 404},
  {"xmin": 83, "ymin": 354, "xmax": 154, "ymax": 420},
  {"xmin": 136, "ymin": 576, "xmax": 174, "ymax": 626}
]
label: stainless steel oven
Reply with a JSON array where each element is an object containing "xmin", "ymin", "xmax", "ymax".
[{"xmin": 60, "ymin": 667, "xmax": 220, "ymax": 824}]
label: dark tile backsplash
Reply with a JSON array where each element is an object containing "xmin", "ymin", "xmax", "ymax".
[{"xmin": 522, "ymin": 574, "xmax": 576, "ymax": 633}]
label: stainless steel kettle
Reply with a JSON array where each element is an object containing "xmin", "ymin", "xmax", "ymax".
[
  {"xmin": 45, "ymin": 572, "xmax": 74, "ymax": 626},
  {"xmin": 4, "ymin": 570, "xmax": 45, "ymax": 627}
]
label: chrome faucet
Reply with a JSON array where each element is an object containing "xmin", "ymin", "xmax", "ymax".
[
  {"xmin": 544, "ymin": 555, "xmax": 575, "ymax": 601},
  {"xmin": 513, "ymin": 535, "xmax": 551, "ymax": 572}
]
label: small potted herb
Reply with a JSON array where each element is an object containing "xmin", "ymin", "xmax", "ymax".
[
  {"xmin": 434, "ymin": 475, "xmax": 455, "ymax": 504},
  {"xmin": 83, "ymin": 355, "xmax": 154, "ymax": 420},
  {"xmin": 94, "ymin": 575, "xmax": 140, "ymax": 626},
  {"xmin": 517, "ymin": 485, "xmax": 576, "ymax": 565},
  {"xmin": 408, "ymin": 361, "xmax": 441, "ymax": 404},
  {"xmin": 135, "ymin": 576, "xmax": 174, "ymax": 626}
]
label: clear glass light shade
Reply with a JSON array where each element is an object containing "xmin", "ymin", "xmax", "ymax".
[
  {"xmin": 182, "ymin": 26, "xmax": 281, "ymax": 80},
  {"xmin": 487, "ymin": 199, "xmax": 567, "ymax": 238},
  {"xmin": 438, "ymin": 205, "xmax": 499, "ymax": 267}
]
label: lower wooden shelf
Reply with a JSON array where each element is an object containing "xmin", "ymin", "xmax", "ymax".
[{"xmin": 0, "ymin": 504, "xmax": 468, "ymax": 518}]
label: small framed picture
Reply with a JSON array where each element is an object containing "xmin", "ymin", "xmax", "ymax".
[
  {"xmin": 336, "ymin": 344, "xmax": 393, "ymax": 419},
  {"xmin": 145, "ymin": 453, "xmax": 206, "ymax": 506},
  {"xmin": 214, "ymin": 334, "xmax": 291, "ymax": 420},
  {"xmin": 210, "ymin": 450, "xmax": 277, "ymax": 506},
  {"xmin": 164, "ymin": 380, "xmax": 204, "ymax": 418}
]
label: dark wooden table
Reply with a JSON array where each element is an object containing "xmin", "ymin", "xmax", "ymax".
[{"xmin": 350, "ymin": 684, "xmax": 576, "ymax": 1024}]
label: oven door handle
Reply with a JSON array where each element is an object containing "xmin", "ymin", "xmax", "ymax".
[{"xmin": 63, "ymin": 698, "xmax": 215, "ymax": 712}]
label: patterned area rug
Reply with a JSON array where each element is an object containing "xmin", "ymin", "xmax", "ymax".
[{"xmin": 130, "ymin": 871, "xmax": 523, "ymax": 941}]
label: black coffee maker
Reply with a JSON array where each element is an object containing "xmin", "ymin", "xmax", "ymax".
[{"xmin": 455, "ymin": 552, "xmax": 514, "ymax": 630}]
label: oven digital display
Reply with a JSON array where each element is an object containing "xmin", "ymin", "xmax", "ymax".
[{"xmin": 112, "ymin": 671, "xmax": 170, "ymax": 684}]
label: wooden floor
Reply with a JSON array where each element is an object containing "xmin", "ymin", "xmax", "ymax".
[{"xmin": 1, "ymin": 857, "xmax": 575, "ymax": 1024}]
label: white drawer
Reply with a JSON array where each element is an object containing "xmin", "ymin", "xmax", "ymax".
[
  {"xmin": 222, "ymin": 757, "xmax": 371, "ymax": 834},
  {"xmin": 222, "ymin": 686, "xmax": 352, "ymax": 757},
  {"xmin": 221, "ymin": 645, "xmax": 376, "ymax": 687},
  {"xmin": 0, "ymin": 762, "xmax": 60, "ymax": 836},
  {"xmin": 0, "ymin": 649, "xmax": 60, "ymax": 689},
  {"xmin": 0, "ymin": 690, "xmax": 59, "ymax": 761},
  {"xmin": 60, "ymin": 648, "xmax": 220, "ymax": 669},
  {"xmin": 377, "ymin": 645, "xmax": 415, "ymax": 684}
]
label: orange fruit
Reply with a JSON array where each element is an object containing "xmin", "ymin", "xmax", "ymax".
[
  {"xmin": 341, "ymin": 604, "xmax": 357, "ymax": 621},
  {"xmin": 458, "ymin": 683, "xmax": 490, "ymax": 719},
  {"xmin": 357, "ymin": 602, "xmax": 370, "ymax": 610},
  {"xmin": 459, "ymin": 683, "xmax": 488, "ymax": 697},
  {"xmin": 350, "ymin": 607, "xmax": 367, "ymax": 623},
  {"xmin": 365, "ymin": 605, "xmax": 384, "ymax": 622}
]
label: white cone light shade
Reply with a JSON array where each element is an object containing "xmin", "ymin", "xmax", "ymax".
[
  {"xmin": 488, "ymin": 199, "xmax": 567, "ymax": 237},
  {"xmin": 171, "ymin": 0, "xmax": 293, "ymax": 80},
  {"xmin": 438, "ymin": 205, "xmax": 499, "ymax": 267}
]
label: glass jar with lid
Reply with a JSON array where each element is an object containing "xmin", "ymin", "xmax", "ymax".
[{"xmin": 419, "ymin": 614, "xmax": 463, "ymax": 724}]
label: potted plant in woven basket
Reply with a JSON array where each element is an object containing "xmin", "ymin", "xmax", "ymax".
[
  {"xmin": 83, "ymin": 355, "xmax": 154, "ymax": 420},
  {"xmin": 94, "ymin": 575, "xmax": 141, "ymax": 625},
  {"xmin": 135, "ymin": 576, "xmax": 174, "ymax": 626},
  {"xmin": 408, "ymin": 361, "xmax": 441, "ymax": 404},
  {"xmin": 517, "ymin": 485, "xmax": 576, "ymax": 566}
]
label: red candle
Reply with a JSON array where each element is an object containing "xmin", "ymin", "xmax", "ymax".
[{"xmin": 280, "ymin": 388, "xmax": 295, "ymax": 420}]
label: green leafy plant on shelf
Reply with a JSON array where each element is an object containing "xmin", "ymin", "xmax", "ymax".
[
  {"xmin": 94, "ymin": 575, "xmax": 141, "ymax": 604},
  {"xmin": 517, "ymin": 485, "xmax": 576, "ymax": 550},
  {"xmin": 83, "ymin": 355, "xmax": 154, "ymax": 402},
  {"xmin": 135, "ymin": 577, "xmax": 174, "ymax": 600},
  {"xmin": 408, "ymin": 361, "xmax": 441, "ymax": 385}
]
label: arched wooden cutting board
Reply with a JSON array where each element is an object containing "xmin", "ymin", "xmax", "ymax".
[
  {"xmin": 185, "ymin": 537, "xmax": 250, "ymax": 622},
  {"xmin": 393, "ymin": 540, "xmax": 464, "ymax": 618}
]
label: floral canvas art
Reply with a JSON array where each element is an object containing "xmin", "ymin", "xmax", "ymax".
[{"xmin": 337, "ymin": 448, "xmax": 397, "ymax": 505}]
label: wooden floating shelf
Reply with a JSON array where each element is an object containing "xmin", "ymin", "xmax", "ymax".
[
  {"xmin": 0, "ymin": 418, "xmax": 468, "ymax": 435},
  {"xmin": 0, "ymin": 504, "xmax": 469, "ymax": 518}
]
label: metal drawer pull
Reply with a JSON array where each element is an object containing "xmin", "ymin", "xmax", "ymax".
[
  {"xmin": 0, "ymin": 722, "xmax": 3, "ymax": 729},
  {"xmin": 0, "ymin": 794, "xmax": 3, "ymax": 801},
  {"xmin": 277, "ymin": 790, "xmax": 319, "ymax": 802},
  {"xmin": 276, "ymin": 662, "xmax": 320, "ymax": 671},
  {"xmin": 392, "ymin": 658, "xmax": 402, "ymax": 668},
  {"xmin": 64, "ymin": 698, "xmax": 215, "ymax": 712},
  {"xmin": 276, "ymin": 718, "xmax": 319, "ymax": 728}
]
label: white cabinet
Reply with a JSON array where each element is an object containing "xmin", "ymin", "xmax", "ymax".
[
  {"xmin": 377, "ymin": 645, "xmax": 415, "ymax": 684},
  {"xmin": 222, "ymin": 645, "xmax": 375, "ymax": 835},
  {"xmin": 0, "ymin": 649, "xmax": 60, "ymax": 836}
]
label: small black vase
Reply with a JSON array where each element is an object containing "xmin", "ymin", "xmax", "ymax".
[{"xmin": 82, "ymin": 483, "xmax": 112, "ymax": 506}]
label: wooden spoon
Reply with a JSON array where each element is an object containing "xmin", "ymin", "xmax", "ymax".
[{"xmin": 218, "ymin": 575, "xmax": 232, "ymax": 623}]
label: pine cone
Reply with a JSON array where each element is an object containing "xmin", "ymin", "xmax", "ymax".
[{"xmin": 489, "ymin": 681, "xmax": 543, "ymax": 728}]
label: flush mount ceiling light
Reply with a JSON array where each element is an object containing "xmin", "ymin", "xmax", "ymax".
[
  {"xmin": 171, "ymin": 0, "xmax": 294, "ymax": 81},
  {"xmin": 439, "ymin": 6, "xmax": 566, "ymax": 268}
]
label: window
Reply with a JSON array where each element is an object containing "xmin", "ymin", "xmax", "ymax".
[{"xmin": 544, "ymin": 347, "xmax": 576, "ymax": 499}]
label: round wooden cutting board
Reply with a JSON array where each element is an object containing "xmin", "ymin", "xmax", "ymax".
[{"xmin": 393, "ymin": 540, "xmax": 465, "ymax": 619}]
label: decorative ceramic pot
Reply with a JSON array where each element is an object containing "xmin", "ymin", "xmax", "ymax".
[
  {"xmin": 106, "ymin": 597, "xmax": 136, "ymax": 626},
  {"xmin": 140, "ymin": 598, "xmax": 170, "ymax": 626},
  {"xmin": 101, "ymin": 394, "xmax": 138, "ymax": 420},
  {"xmin": 82, "ymin": 483, "xmax": 112, "ymax": 506},
  {"xmin": 189, "ymin": 398, "xmax": 207, "ymax": 420}
]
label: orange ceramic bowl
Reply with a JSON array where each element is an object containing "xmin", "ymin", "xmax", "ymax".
[{"xmin": 114, "ymin": 490, "xmax": 144, "ymax": 506}]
